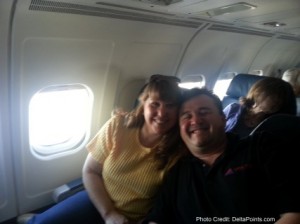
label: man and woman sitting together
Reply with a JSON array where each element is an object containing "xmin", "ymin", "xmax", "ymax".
[{"xmin": 19, "ymin": 74, "xmax": 300, "ymax": 224}]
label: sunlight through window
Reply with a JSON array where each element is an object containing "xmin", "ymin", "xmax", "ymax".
[
  {"xmin": 179, "ymin": 82, "xmax": 204, "ymax": 89},
  {"xmin": 213, "ymin": 72, "xmax": 237, "ymax": 100},
  {"xmin": 213, "ymin": 79, "xmax": 232, "ymax": 100},
  {"xmin": 179, "ymin": 75, "xmax": 205, "ymax": 89},
  {"xmin": 29, "ymin": 84, "xmax": 93, "ymax": 159}
]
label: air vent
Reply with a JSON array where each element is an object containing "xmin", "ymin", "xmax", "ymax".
[
  {"xmin": 29, "ymin": 0, "xmax": 202, "ymax": 28},
  {"xmin": 277, "ymin": 35, "xmax": 300, "ymax": 42},
  {"xmin": 96, "ymin": 2, "xmax": 174, "ymax": 16},
  {"xmin": 208, "ymin": 24, "xmax": 273, "ymax": 37},
  {"xmin": 138, "ymin": 0, "xmax": 183, "ymax": 6}
]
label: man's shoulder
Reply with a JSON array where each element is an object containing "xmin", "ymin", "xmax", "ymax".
[
  {"xmin": 169, "ymin": 154, "xmax": 197, "ymax": 173},
  {"xmin": 162, "ymin": 155, "xmax": 196, "ymax": 186}
]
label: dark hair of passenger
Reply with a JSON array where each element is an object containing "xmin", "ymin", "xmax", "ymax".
[
  {"xmin": 181, "ymin": 87, "xmax": 224, "ymax": 116},
  {"xmin": 239, "ymin": 77, "xmax": 297, "ymax": 115}
]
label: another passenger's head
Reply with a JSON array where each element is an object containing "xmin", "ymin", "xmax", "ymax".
[
  {"xmin": 240, "ymin": 77, "xmax": 296, "ymax": 116},
  {"xmin": 179, "ymin": 88, "xmax": 226, "ymax": 154},
  {"xmin": 282, "ymin": 68, "xmax": 300, "ymax": 96}
]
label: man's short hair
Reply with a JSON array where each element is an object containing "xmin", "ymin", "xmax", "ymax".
[{"xmin": 181, "ymin": 88, "xmax": 224, "ymax": 115}]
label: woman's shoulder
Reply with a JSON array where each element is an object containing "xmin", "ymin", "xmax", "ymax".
[
  {"xmin": 109, "ymin": 112, "xmax": 128, "ymax": 128},
  {"xmin": 101, "ymin": 112, "xmax": 129, "ymax": 135}
]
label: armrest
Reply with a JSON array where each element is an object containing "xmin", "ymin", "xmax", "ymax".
[{"xmin": 52, "ymin": 177, "xmax": 84, "ymax": 203}]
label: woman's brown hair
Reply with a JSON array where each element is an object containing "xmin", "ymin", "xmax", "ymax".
[{"xmin": 240, "ymin": 77, "xmax": 296, "ymax": 115}]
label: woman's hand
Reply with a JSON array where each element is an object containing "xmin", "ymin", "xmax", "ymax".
[{"xmin": 105, "ymin": 210, "xmax": 129, "ymax": 224}]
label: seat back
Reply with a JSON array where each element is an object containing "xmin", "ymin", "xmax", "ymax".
[
  {"xmin": 222, "ymin": 74, "xmax": 266, "ymax": 108},
  {"xmin": 250, "ymin": 114, "xmax": 300, "ymax": 174},
  {"xmin": 250, "ymin": 114, "xmax": 300, "ymax": 139}
]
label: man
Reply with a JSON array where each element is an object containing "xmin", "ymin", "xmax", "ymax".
[{"xmin": 143, "ymin": 88, "xmax": 300, "ymax": 224}]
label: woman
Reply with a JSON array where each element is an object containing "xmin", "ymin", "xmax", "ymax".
[
  {"xmin": 19, "ymin": 74, "xmax": 183, "ymax": 224},
  {"xmin": 223, "ymin": 76, "xmax": 296, "ymax": 138}
]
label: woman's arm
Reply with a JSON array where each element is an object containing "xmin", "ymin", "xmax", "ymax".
[{"xmin": 82, "ymin": 153, "xmax": 128, "ymax": 224}]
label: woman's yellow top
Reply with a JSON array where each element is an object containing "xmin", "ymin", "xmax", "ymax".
[{"xmin": 86, "ymin": 115, "xmax": 170, "ymax": 222}]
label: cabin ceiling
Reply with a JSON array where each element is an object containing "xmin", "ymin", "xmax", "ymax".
[{"xmin": 37, "ymin": 0, "xmax": 300, "ymax": 36}]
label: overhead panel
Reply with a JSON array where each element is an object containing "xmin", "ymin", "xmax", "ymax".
[{"xmin": 29, "ymin": 0, "xmax": 203, "ymax": 28}]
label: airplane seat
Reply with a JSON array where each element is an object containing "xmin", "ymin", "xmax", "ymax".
[
  {"xmin": 250, "ymin": 113, "xmax": 300, "ymax": 134},
  {"xmin": 249, "ymin": 114, "xmax": 300, "ymax": 151},
  {"xmin": 222, "ymin": 73, "xmax": 266, "ymax": 108},
  {"xmin": 282, "ymin": 68, "xmax": 300, "ymax": 116}
]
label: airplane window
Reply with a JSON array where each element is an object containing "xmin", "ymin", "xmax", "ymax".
[
  {"xmin": 250, "ymin": 70, "xmax": 263, "ymax": 76},
  {"xmin": 213, "ymin": 72, "xmax": 237, "ymax": 100},
  {"xmin": 29, "ymin": 84, "xmax": 93, "ymax": 159},
  {"xmin": 179, "ymin": 74, "xmax": 205, "ymax": 89}
]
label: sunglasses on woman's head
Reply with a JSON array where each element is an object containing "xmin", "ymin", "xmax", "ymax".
[{"xmin": 149, "ymin": 74, "xmax": 181, "ymax": 83}]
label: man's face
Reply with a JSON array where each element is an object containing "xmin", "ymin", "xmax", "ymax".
[{"xmin": 179, "ymin": 95, "xmax": 226, "ymax": 153}]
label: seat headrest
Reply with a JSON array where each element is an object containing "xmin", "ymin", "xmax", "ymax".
[{"xmin": 226, "ymin": 74, "xmax": 266, "ymax": 98}]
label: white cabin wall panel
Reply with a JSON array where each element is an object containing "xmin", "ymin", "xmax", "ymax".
[
  {"xmin": 248, "ymin": 38, "xmax": 300, "ymax": 77},
  {"xmin": 12, "ymin": 37, "xmax": 117, "ymax": 214},
  {"xmin": 11, "ymin": 9, "xmax": 117, "ymax": 214},
  {"xmin": 177, "ymin": 30, "xmax": 271, "ymax": 88},
  {"xmin": 102, "ymin": 24, "xmax": 193, "ymax": 80},
  {"xmin": 15, "ymin": 1, "xmax": 195, "ymax": 106},
  {"xmin": 115, "ymin": 39, "xmax": 185, "ymax": 110},
  {"xmin": 15, "ymin": 1, "xmax": 194, "ymax": 81},
  {"xmin": 121, "ymin": 42, "xmax": 183, "ymax": 78},
  {"xmin": 0, "ymin": 0, "xmax": 18, "ymax": 222}
]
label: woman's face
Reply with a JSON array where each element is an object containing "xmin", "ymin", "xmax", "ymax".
[
  {"xmin": 252, "ymin": 96, "xmax": 279, "ymax": 115},
  {"xmin": 142, "ymin": 93, "xmax": 178, "ymax": 136}
]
